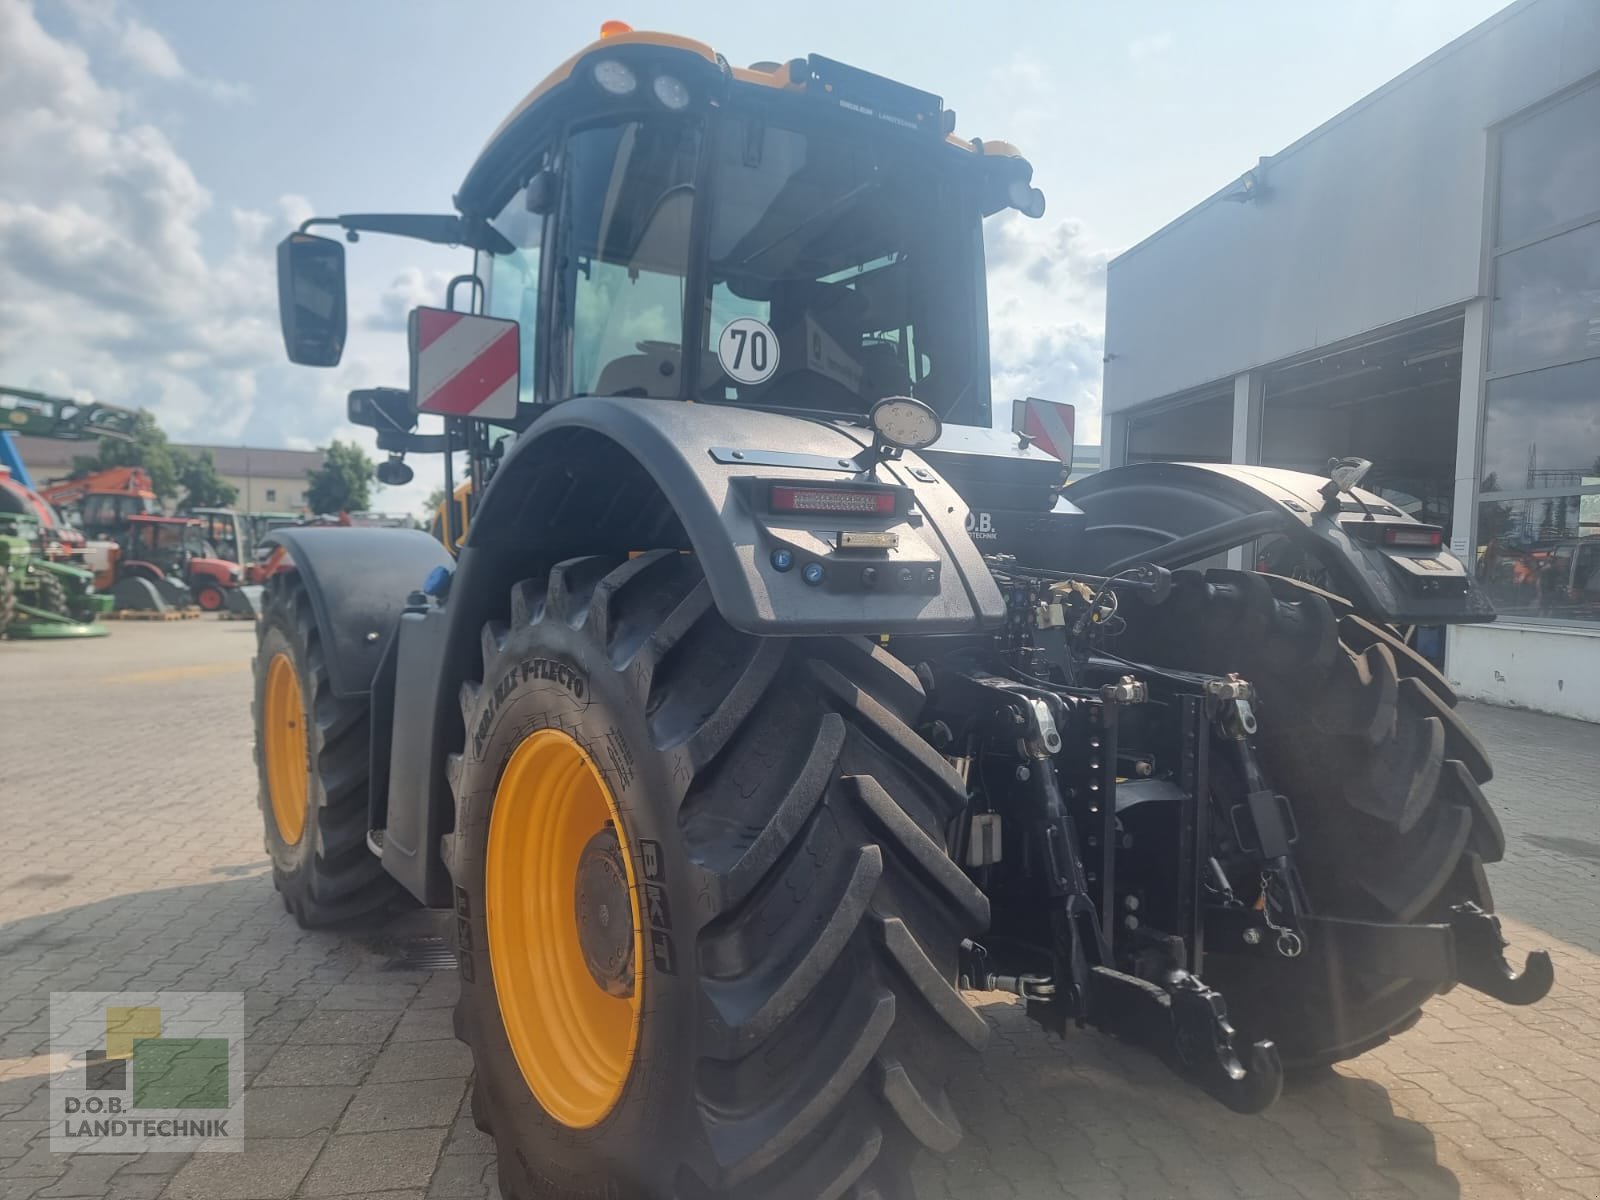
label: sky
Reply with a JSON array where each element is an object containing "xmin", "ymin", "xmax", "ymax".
[{"xmin": 1, "ymin": 0, "xmax": 1516, "ymax": 515}]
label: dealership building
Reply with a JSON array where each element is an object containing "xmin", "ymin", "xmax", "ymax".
[{"xmin": 1100, "ymin": 0, "xmax": 1600, "ymax": 721}]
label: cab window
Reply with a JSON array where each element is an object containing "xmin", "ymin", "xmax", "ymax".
[
  {"xmin": 485, "ymin": 170, "xmax": 547, "ymax": 405},
  {"xmin": 555, "ymin": 120, "xmax": 701, "ymax": 399}
]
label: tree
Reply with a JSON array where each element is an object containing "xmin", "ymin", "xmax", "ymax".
[
  {"xmin": 174, "ymin": 449, "xmax": 238, "ymax": 509},
  {"xmin": 70, "ymin": 410, "xmax": 181, "ymax": 500},
  {"xmin": 420, "ymin": 485, "xmax": 447, "ymax": 523},
  {"xmin": 305, "ymin": 440, "xmax": 375, "ymax": 514}
]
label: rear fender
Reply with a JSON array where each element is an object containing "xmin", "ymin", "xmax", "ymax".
[
  {"xmin": 119, "ymin": 561, "xmax": 166, "ymax": 584},
  {"xmin": 189, "ymin": 557, "xmax": 235, "ymax": 585},
  {"xmin": 1064, "ymin": 462, "xmax": 1494, "ymax": 625},
  {"xmin": 263, "ymin": 527, "xmax": 453, "ymax": 698},
  {"xmin": 464, "ymin": 396, "xmax": 1004, "ymax": 635},
  {"xmin": 380, "ymin": 397, "xmax": 1005, "ymax": 908}
]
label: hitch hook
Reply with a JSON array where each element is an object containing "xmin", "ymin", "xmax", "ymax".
[
  {"xmin": 1169, "ymin": 976, "xmax": 1284, "ymax": 1114},
  {"xmin": 1452, "ymin": 904, "xmax": 1554, "ymax": 1006}
]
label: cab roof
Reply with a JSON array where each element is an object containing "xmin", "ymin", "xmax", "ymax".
[{"xmin": 457, "ymin": 26, "xmax": 1030, "ymax": 218}]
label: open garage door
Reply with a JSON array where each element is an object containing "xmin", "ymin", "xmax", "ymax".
[{"xmin": 1260, "ymin": 312, "xmax": 1463, "ymax": 529}]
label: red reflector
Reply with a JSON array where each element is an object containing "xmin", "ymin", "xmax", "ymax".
[
  {"xmin": 770, "ymin": 485, "xmax": 897, "ymax": 515},
  {"xmin": 1383, "ymin": 527, "xmax": 1442, "ymax": 548}
]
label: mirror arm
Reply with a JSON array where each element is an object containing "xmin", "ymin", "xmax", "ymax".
[
  {"xmin": 299, "ymin": 214, "xmax": 513, "ymax": 255},
  {"xmin": 375, "ymin": 430, "xmax": 450, "ymax": 455}
]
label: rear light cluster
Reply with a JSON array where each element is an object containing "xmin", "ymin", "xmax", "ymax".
[
  {"xmin": 1382, "ymin": 527, "xmax": 1443, "ymax": 548},
  {"xmin": 1344, "ymin": 520, "xmax": 1445, "ymax": 549},
  {"xmin": 768, "ymin": 485, "xmax": 897, "ymax": 516}
]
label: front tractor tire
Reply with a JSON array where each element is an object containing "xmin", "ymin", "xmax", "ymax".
[
  {"xmin": 194, "ymin": 581, "xmax": 226, "ymax": 612},
  {"xmin": 1119, "ymin": 567, "xmax": 1505, "ymax": 1067},
  {"xmin": 252, "ymin": 573, "xmax": 408, "ymax": 926},
  {"xmin": 447, "ymin": 551, "xmax": 988, "ymax": 1200}
]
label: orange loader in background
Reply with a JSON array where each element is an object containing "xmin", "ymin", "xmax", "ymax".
[{"xmin": 38, "ymin": 466, "xmax": 160, "ymax": 540}]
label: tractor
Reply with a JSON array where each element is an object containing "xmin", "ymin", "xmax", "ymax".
[
  {"xmin": 0, "ymin": 470, "xmax": 111, "ymax": 638},
  {"xmin": 185, "ymin": 507, "xmax": 254, "ymax": 573},
  {"xmin": 111, "ymin": 514, "xmax": 256, "ymax": 614},
  {"xmin": 256, "ymin": 26, "xmax": 1550, "ymax": 1199},
  {"xmin": 0, "ymin": 515, "xmax": 109, "ymax": 639}
]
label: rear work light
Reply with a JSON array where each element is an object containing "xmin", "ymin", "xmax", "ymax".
[
  {"xmin": 769, "ymin": 484, "xmax": 898, "ymax": 516},
  {"xmin": 1383, "ymin": 527, "xmax": 1443, "ymax": 548}
]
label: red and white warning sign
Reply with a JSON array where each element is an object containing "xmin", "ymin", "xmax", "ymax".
[
  {"xmin": 1011, "ymin": 396, "xmax": 1076, "ymax": 463},
  {"xmin": 408, "ymin": 307, "xmax": 520, "ymax": 420}
]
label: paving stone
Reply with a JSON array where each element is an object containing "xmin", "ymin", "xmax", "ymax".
[
  {"xmin": 4, "ymin": 598, "xmax": 1600, "ymax": 1200},
  {"xmin": 301, "ymin": 1127, "xmax": 448, "ymax": 1195},
  {"xmin": 242, "ymin": 1085, "xmax": 354, "ymax": 1137},
  {"xmin": 161, "ymin": 1135, "xmax": 323, "ymax": 1199},
  {"xmin": 338, "ymin": 1078, "xmax": 466, "ymax": 1133},
  {"xmin": 319, "ymin": 984, "xmax": 418, "ymax": 1011},
  {"xmin": 369, "ymin": 1040, "xmax": 474, "ymax": 1084},
  {"xmin": 288, "ymin": 1009, "xmax": 402, "ymax": 1045},
  {"xmin": 253, "ymin": 1044, "xmax": 380, "ymax": 1087},
  {"xmin": 424, "ymin": 1151, "xmax": 496, "ymax": 1197},
  {"xmin": 393, "ymin": 1007, "xmax": 456, "ymax": 1043}
]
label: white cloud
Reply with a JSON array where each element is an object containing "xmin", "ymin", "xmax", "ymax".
[
  {"xmin": 370, "ymin": 267, "xmax": 457, "ymax": 331},
  {"xmin": 117, "ymin": 18, "xmax": 182, "ymax": 79},
  {"xmin": 4, "ymin": 0, "xmax": 1114, "ymax": 512},
  {"xmin": 0, "ymin": 0, "xmax": 390, "ymax": 478},
  {"xmin": 984, "ymin": 209, "xmax": 1114, "ymax": 444},
  {"xmin": 61, "ymin": 0, "xmax": 247, "ymax": 100},
  {"xmin": 973, "ymin": 54, "xmax": 1116, "ymax": 446}
]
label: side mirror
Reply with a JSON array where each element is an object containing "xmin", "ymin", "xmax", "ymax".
[
  {"xmin": 277, "ymin": 232, "xmax": 347, "ymax": 366},
  {"xmin": 348, "ymin": 387, "xmax": 418, "ymax": 433}
]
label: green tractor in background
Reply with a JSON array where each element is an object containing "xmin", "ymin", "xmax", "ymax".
[{"xmin": 0, "ymin": 513, "xmax": 110, "ymax": 640}]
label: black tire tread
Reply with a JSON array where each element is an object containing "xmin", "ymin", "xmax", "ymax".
[
  {"xmin": 1116, "ymin": 566, "xmax": 1503, "ymax": 1066},
  {"xmin": 253, "ymin": 572, "xmax": 403, "ymax": 927},
  {"xmin": 452, "ymin": 554, "xmax": 986, "ymax": 1199}
]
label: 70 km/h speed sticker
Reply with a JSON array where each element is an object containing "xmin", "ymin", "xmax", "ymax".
[{"xmin": 717, "ymin": 317, "xmax": 780, "ymax": 386}]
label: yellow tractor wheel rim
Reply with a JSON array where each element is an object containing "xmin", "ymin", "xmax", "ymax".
[
  {"xmin": 263, "ymin": 652, "xmax": 309, "ymax": 846},
  {"xmin": 487, "ymin": 728, "xmax": 643, "ymax": 1129}
]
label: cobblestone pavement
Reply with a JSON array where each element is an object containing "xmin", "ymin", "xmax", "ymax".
[{"xmin": 2, "ymin": 622, "xmax": 1598, "ymax": 1199}]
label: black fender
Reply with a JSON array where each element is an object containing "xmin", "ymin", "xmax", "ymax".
[
  {"xmin": 118, "ymin": 560, "xmax": 167, "ymax": 584},
  {"xmin": 464, "ymin": 396, "xmax": 1004, "ymax": 635},
  {"xmin": 368, "ymin": 398, "xmax": 1004, "ymax": 908},
  {"xmin": 111, "ymin": 576, "xmax": 165, "ymax": 612},
  {"xmin": 1064, "ymin": 462, "xmax": 1494, "ymax": 626},
  {"xmin": 263, "ymin": 527, "xmax": 453, "ymax": 698}
]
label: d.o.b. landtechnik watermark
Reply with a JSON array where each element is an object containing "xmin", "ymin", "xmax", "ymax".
[{"xmin": 50, "ymin": 991, "xmax": 244, "ymax": 1153}]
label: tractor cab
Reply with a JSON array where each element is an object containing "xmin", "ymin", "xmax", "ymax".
[
  {"xmin": 79, "ymin": 487, "xmax": 159, "ymax": 541},
  {"xmin": 185, "ymin": 507, "xmax": 250, "ymax": 566},
  {"xmin": 277, "ymin": 27, "xmax": 1054, "ymax": 534},
  {"xmin": 125, "ymin": 514, "xmax": 213, "ymax": 565},
  {"xmin": 119, "ymin": 514, "xmax": 245, "ymax": 611}
]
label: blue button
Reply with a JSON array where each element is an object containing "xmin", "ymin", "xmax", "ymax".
[
  {"xmin": 422, "ymin": 565, "xmax": 452, "ymax": 597},
  {"xmin": 802, "ymin": 562, "xmax": 825, "ymax": 586},
  {"xmin": 770, "ymin": 548, "xmax": 794, "ymax": 572}
]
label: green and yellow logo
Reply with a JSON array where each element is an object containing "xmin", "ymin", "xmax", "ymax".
[
  {"xmin": 83, "ymin": 1006, "xmax": 230, "ymax": 1109},
  {"xmin": 51, "ymin": 991, "xmax": 243, "ymax": 1153}
]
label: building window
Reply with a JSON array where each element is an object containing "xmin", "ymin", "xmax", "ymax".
[
  {"xmin": 1477, "ymin": 79, "xmax": 1600, "ymax": 625},
  {"xmin": 265, "ymin": 488, "xmax": 277, "ymax": 503}
]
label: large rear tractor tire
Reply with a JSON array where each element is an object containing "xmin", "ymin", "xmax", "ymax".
[
  {"xmin": 252, "ymin": 573, "xmax": 409, "ymax": 927},
  {"xmin": 1116, "ymin": 567, "xmax": 1503, "ymax": 1067},
  {"xmin": 447, "ymin": 551, "xmax": 988, "ymax": 1199}
]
